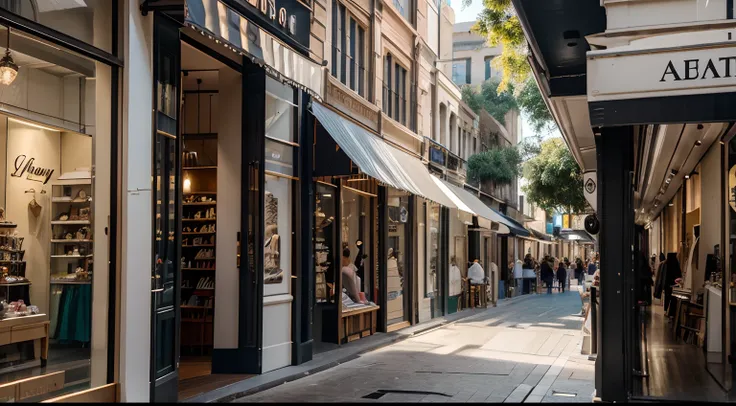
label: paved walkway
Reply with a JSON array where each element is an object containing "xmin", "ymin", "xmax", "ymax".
[{"xmin": 237, "ymin": 290, "xmax": 595, "ymax": 403}]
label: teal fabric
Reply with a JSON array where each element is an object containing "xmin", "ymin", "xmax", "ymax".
[{"xmin": 57, "ymin": 285, "xmax": 91, "ymax": 344}]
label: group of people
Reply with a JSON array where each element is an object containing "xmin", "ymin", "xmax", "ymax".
[{"xmin": 523, "ymin": 253, "xmax": 600, "ymax": 295}]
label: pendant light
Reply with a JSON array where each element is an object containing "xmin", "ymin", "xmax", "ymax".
[{"xmin": 0, "ymin": 27, "xmax": 18, "ymax": 86}]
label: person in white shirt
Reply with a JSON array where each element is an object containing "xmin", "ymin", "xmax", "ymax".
[{"xmin": 468, "ymin": 260, "xmax": 485, "ymax": 284}]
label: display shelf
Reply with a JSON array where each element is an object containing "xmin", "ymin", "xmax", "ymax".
[
  {"xmin": 183, "ymin": 202, "xmax": 217, "ymax": 206},
  {"xmin": 0, "ymin": 223, "xmax": 17, "ymax": 228},
  {"xmin": 54, "ymin": 178, "xmax": 91, "ymax": 185},
  {"xmin": 0, "ymin": 248, "xmax": 20, "ymax": 253},
  {"xmin": 183, "ymin": 166, "xmax": 217, "ymax": 170},
  {"xmin": 182, "ymin": 244, "xmax": 215, "ymax": 248},
  {"xmin": 50, "ymin": 280, "xmax": 91, "ymax": 285},
  {"xmin": 51, "ymin": 197, "xmax": 91, "ymax": 203},
  {"xmin": 51, "ymin": 220, "xmax": 91, "ymax": 225},
  {"xmin": 182, "ymin": 218, "xmax": 217, "ymax": 222},
  {"xmin": 0, "ymin": 260, "xmax": 23, "ymax": 264},
  {"xmin": 51, "ymin": 239, "xmax": 93, "ymax": 243},
  {"xmin": 50, "ymin": 254, "xmax": 93, "ymax": 258},
  {"xmin": 0, "ymin": 282, "xmax": 31, "ymax": 287},
  {"xmin": 184, "ymin": 191, "xmax": 217, "ymax": 195},
  {"xmin": 182, "ymin": 232, "xmax": 216, "ymax": 235}
]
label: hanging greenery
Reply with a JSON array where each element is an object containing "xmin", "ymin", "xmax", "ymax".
[{"xmin": 467, "ymin": 146, "xmax": 521, "ymax": 185}]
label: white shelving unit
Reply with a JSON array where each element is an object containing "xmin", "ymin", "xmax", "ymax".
[{"xmin": 50, "ymin": 172, "xmax": 93, "ymax": 284}]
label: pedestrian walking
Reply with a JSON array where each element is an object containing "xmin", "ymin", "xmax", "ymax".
[
  {"xmin": 540, "ymin": 256, "xmax": 554, "ymax": 294},
  {"xmin": 575, "ymin": 258, "xmax": 585, "ymax": 286},
  {"xmin": 557, "ymin": 261, "xmax": 567, "ymax": 292}
]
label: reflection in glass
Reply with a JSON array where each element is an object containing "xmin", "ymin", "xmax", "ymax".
[
  {"xmin": 341, "ymin": 188, "xmax": 372, "ymax": 302},
  {"xmin": 315, "ymin": 183, "xmax": 337, "ymax": 304},
  {"xmin": 387, "ymin": 189, "xmax": 409, "ymax": 325},
  {"xmin": 264, "ymin": 174, "xmax": 292, "ymax": 287}
]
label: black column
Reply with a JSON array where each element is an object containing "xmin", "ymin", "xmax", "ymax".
[
  {"xmin": 500, "ymin": 236, "xmax": 508, "ymax": 299},
  {"xmin": 468, "ymin": 217, "xmax": 481, "ymax": 264},
  {"xmin": 440, "ymin": 206, "xmax": 450, "ymax": 314},
  {"xmin": 595, "ymin": 126, "xmax": 634, "ymax": 402},
  {"xmin": 377, "ymin": 186, "xmax": 388, "ymax": 332},
  {"xmin": 294, "ymin": 95, "xmax": 314, "ymax": 364}
]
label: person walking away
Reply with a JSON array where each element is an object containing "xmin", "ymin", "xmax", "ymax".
[
  {"xmin": 637, "ymin": 251, "xmax": 653, "ymax": 305},
  {"xmin": 540, "ymin": 256, "xmax": 554, "ymax": 294},
  {"xmin": 557, "ymin": 261, "xmax": 567, "ymax": 293},
  {"xmin": 575, "ymin": 258, "xmax": 585, "ymax": 286},
  {"xmin": 587, "ymin": 257, "xmax": 597, "ymax": 276}
]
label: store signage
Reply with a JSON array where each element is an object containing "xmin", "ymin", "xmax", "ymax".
[
  {"xmin": 588, "ymin": 42, "xmax": 736, "ymax": 102},
  {"xmin": 11, "ymin": 155, "xmax": 54, "ymax": 184},
  {"xmin": 325, "ymin": 78, "xmax": 380, "ymax": 130},
  {"xmin": 583, "ymin": 171, "xmax": 596, "ymax": 212},
  {"xmin": 243, "ymin": 0, "xmax": 310, "ymax": 48},
  {"xmin": 429, "ymin": 145, "xmax": 445, "ymax": 166}
]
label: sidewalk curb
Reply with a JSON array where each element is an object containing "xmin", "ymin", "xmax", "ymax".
[{"xmin": 187, "ymin": 293, "xmax": 536, "ymax": 403}]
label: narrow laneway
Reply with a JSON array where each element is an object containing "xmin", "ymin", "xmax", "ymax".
[{"xmin": 238, "ymin": 291, "xmax": 595, "ymax": 403}]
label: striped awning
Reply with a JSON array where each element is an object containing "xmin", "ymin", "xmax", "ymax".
[
  {"xmin": 311, "ymin": 102, "xmax": 456, "ymax": 208},
  {"xmin": 431, "ymin": 177, "xmax": 512, "ymax": 235},
  {"xmin": 185, "ymin": 0, "xmax": 322, "ymax": 98}
]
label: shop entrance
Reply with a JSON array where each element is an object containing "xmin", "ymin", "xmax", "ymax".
[{"xmin": 150, "ymin": 15, "xmax": 252, "ymax": 401}]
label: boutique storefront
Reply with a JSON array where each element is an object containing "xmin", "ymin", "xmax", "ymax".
[
  {"xmin": 0, "ymin": 0, "xmax": 121, "ymax": 403},
  {"xmin": 142, "ymin": 0, "xmax": 322, "ymax": 401}
]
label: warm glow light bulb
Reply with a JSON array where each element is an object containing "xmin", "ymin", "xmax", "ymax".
[
  {"xmin": 183, "ymin": 177, "xmax": 192, "ymax": 194},
  {"xmin": 0, "ymin": 50, "xmax": 18, "ymax": 86}
]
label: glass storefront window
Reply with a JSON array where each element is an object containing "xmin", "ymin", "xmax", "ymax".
[
  {"xmin": 315, "ymin": 183, "xmax": 337, "ymax": 304},
  {"xmin": 0, "ymin": 25, "xmax": 112, "ymax": 400},
  {"xmin": 341, "ymin": 188, "xmax": 373, "ymax": 303},
  {"xmin": 0, "ymin": 0, "xmax": 114, "ymax": 53},
  {"xmin": 264, "ymin": 174, "xmax": 293, "ymax": 292},
  {"xmin": 387, "ymin": 188, "xmax": 409, "ymax": 325},
  {"xmin": 265, "ymin": 77, "xmax": 298, "ymax": 176},
  {"xmin": 427, "ymin": 201, "xmax": 440, "ymax": 299}
]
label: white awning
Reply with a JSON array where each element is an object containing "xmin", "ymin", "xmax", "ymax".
[
  {"xmin": 430, "ymin": 177, "xmax": 511, "ymax": 235},
  {"xmin": 185, "ymin": 0, "xmax": 323, "ymax": 98},
  {"xmin": 311, "ymin": 102, "xmax": 456, "ymax": 208}
]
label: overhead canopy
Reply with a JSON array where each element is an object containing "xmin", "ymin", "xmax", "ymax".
[
  {"xmin": 489, "ymin": 207, "xmax": 531, "ymax": 238},
  {"xmin": 527, "ymin": 229, "xmax": 554, "ymax": 244},
  {"xmin": 311, "ymin": 102, "xmax": 456, "ymax": 209},
  {"xmin": 431, "ymin": 177, "xmax": 511, "ymax": 235}
]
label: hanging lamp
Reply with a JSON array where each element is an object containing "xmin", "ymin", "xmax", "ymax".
[{"xmin": 0, "ymin": 27, "xmax": 18, "ymax": 86}]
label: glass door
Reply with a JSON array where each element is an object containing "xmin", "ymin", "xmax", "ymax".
[{"xmin": 150, "ymin": 14, "xmax": 181, "ymax": 403}]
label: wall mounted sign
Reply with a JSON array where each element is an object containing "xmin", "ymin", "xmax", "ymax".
[
  {"xmin": 429, "ymin": 145, "xmax": 445, "ymax": 166},
  {"xmin": 11, "ymin": 155, "xmax": 54, "ymax": 184},
  {"xmin": 583, "ymin": 171, "xmax": 597, "ymax": 212},
  {"xmin": 325, "ymin": 78, "xmax": 380, "ymax": 131},
  {"xmin": 243, "ymin": 0, "xmax": 311, "ymax": 48},
  {"xmin": 588, "ymin": 41, "xmax": 736, "ymax": 102}
]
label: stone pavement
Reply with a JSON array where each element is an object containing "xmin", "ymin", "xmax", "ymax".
[{"xmin": 237, "ymin": 290, "xmax": 596, "ymax": 403}]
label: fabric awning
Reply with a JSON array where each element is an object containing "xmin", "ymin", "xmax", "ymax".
[
  {"xmin": 488, "ymin": 207, "xmax": 531, "ymax": 237},
  {"xmin": 311, "ymin": 102, "xmax": 456, "ymax": 208},
  {"xmin": 431, "ymin": 177, "xmax": 511, "ymax": 234}
]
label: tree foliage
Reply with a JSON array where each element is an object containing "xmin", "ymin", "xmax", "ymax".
[
  {"xmin": 465, "ymin": 0, "xmax": 528, "ymax": 91},
  {"xmin": 460, "ymin": 77, "xmax": 517, "ymax": 125},
  {"xmin": 521, "ymin": 138, "xmax": 587, "ymax": 214},
  {"xmin": 467, "ymin": 145, "xmax": 521, "ymax": 185},
  {"xmin": 517, "ymin": 78, "xmax": 555, "ymax": 134}
]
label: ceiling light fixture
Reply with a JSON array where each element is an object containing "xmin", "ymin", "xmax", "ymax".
[
  {"xmin": 685, "ymin": 175, "xmax": 690, "ymax": 179},
  {"xmin": 0, "ymin": 27, "xmax": 18, "ymax": 86}
]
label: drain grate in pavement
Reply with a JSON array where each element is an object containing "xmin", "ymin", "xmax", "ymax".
[
  {"xmin": 416, "ymin": 370, "xmax": 509, "ymax": 376},
  {"xmin": 361, "ymin": 389, "xmax": 452, "ymax": 399}
]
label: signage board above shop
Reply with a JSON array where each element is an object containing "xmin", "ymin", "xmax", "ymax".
[
  {"xmin": 242, "ymin": 0, "xmax": 311, "ymax": 49},
  {"xmin": 588, "ymin": 41, "xmax": 736, "ymax": 102}
]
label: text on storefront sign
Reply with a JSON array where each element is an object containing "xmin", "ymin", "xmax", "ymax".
[{"xmin": 660, "ymin": 57, "xmax": 736, "ymax": 82}]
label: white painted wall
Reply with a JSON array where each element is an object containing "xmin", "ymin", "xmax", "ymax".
[
  {"xmin": 119, "ymin": 0, "xmax": 153, "ymax": 401},
  {"xmin": 214, "ymin": 68, "xmax": 241, "ymax": 350}
]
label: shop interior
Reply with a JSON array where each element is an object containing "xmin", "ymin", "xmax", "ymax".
[
  {"xmin": 633, "ymin": 122, "xmax": 731, "ymax": 401},
  {"xmin": 174, "ymin": 40, "xmax": 248, "ymax": 401},
  {"xmin": 0, "ymin": 24, "xmax": 112, "ymax": 401}
]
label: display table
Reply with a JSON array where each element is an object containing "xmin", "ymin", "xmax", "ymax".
[
  {"xmin": 340, "ymin": 304, "xmax": 378, "ymax": 344},
  {"xmin": 0, "ymin": 314, "xmax": 49, "ymax": 366},
  {"xmin": 706, "ymin": 285, "xmax": 722, "ymax": 353}
]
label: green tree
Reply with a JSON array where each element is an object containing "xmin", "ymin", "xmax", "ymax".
[
  {"xmin": 460, "ymin": 77, "xmax": 517, "ymax": 125},
  {"xmin": 464, "ymin": 0, "xmax": 528, "ymax": 91},
  {"xmin": 467, "ymin": 145, "xmax": 521, "ymax": 185},
  {"xmin": 521, "ymin": 138, "xmax": 587, "ymax": 214},
  {"xmin": 517, "ymin": 77, "xmax": 554, "ymax": 134}
]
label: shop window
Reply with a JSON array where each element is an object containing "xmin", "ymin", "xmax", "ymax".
[
  {"xmin": 0, "ymin": 25, "xmax": 113, "ymax": 401},
  {"xmin": 315, "ymin": 183, "xmax": 338, "ymax": 304},
  {"xmin": 387, "ymin": 188, "xmax": 410, "ymax": 325},
  {"xmin": 341, "ymin": 188, "xmax": 374, "ymax": 302},
  {"xmin": 265, "ymin": 78, "xmax": 298, "ymax": 176},
  {"xmin": 0, "ymin": 0, "xmax": 115, "ymax": 54},
  {"xmin": 452, "ymin": 59, "xmax": 471, "ymax": 85},
  {"xmin": 264, "ymin": 174, "xmax": 293, "ymax": 292},
  {"xmin": 331, "ymin": 0, "xmax": 368, "ymax": 97}
]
